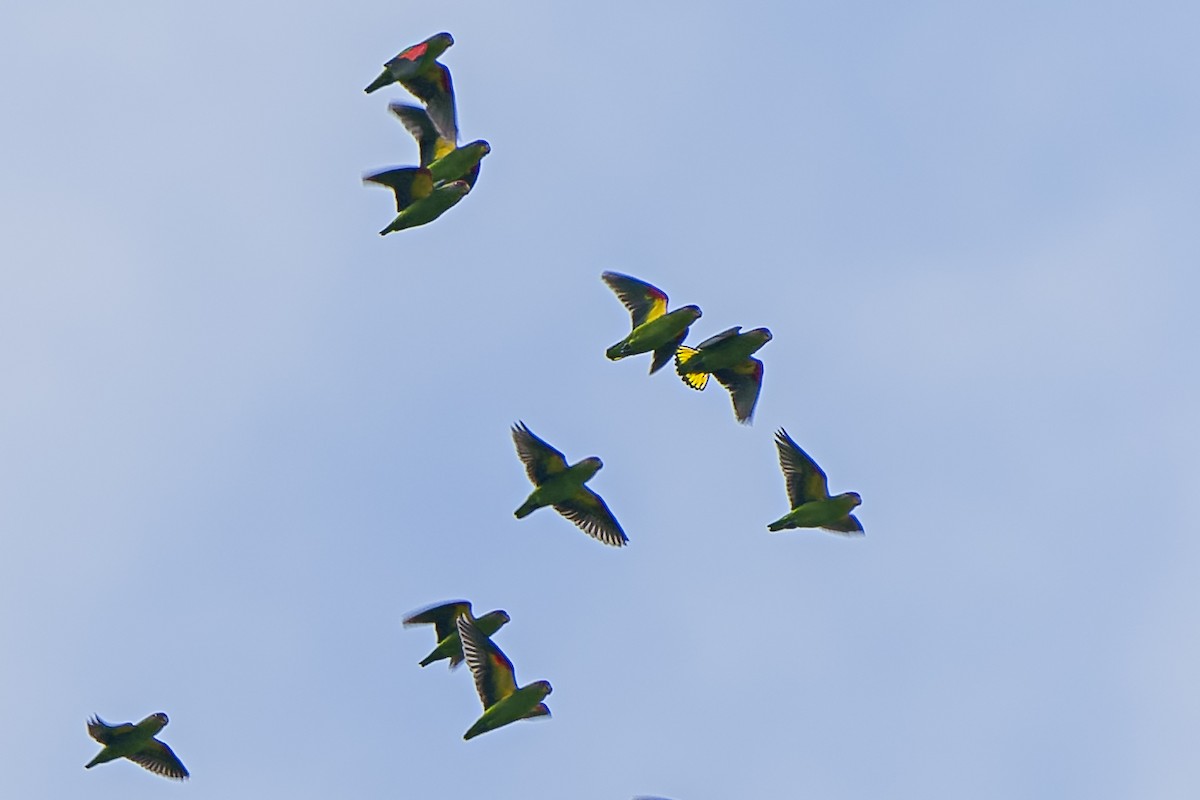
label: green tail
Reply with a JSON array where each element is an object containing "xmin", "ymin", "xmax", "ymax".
[{"xmin": 364, "ymin": 69, "xmax": 392, "ymax": 93}]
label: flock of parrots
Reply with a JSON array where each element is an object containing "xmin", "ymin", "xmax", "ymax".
[{"xmin": 83, "ymin": 31, "xmax": 864, "ymax": 794}]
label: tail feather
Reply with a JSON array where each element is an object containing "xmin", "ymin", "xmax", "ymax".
[{"xmin": 364, "ymin": 69, "xmax": 393, "ymax": 93}]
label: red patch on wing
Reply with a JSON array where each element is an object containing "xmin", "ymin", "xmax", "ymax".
[{"xmin": 399, "ymin": 42, "xmax": 429, "ymax": 62}]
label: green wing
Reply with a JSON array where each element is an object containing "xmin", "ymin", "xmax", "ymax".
[
  {"xmin": 388, "ymin": 103, "xmax": 454, "ymax": 166},
  {"xmin": 382, "ymin": 32, "xmax": 454, "ymax": 81},
  {"xmin": 713, "ymin": 358, "xmax": 764, "ymax": 424},
  {"xmin": 400, "ymin": 63, "xmax": 458, "ymax": 144},
  {"xmin": 457, "ymin": 613, "xmax": 518, "ymax": 709},
  {"xmin": 650, "ymin": 331, "xmax": 688, "ymax": 375},
  {"xmin": 86, "ymin": 716, "xmax": 133, "ymax": 744},
  {"xmin": 601, "ymin": 271, "xmax": 669, "ymax": 329},
  {"xmin": 128, "ymin": 739, "xmax": 189, "ymax": 781},
  {"xmin": 555, "ymin": 487, "xmax": 628, "ymax": 547},
  {"xmin": 362, "ymin": 167, "xmax": 434, "ymax": 211},
  {"xmin": 694, "ymin": 326, "xmax": 743, "ymax": 350},
  {"xmin": 775, "ymin": 429, "xmax": 831, "ymax": 505},
  {"xmin": 512, "ymin": 422, "xmax": 568, "ymax": 485},
  {"xmin": 822, "ymin": 514, "xmax": 865, "ymax": 535},
  {"xmin": 403, "ymin": 600, "xmax": 472, "ymax": 642}
]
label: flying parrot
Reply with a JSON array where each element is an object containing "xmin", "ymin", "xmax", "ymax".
[
  {"xmin": 601, "ymin": 271, "xmax": 702, "ymax": 374},
  {"xmin": 767, "ymin": 428, "xmax": 863, "ymax": 535},
  {"xmin": 403, "ymin": 600, "xmax": 511, "ymax": 669},
  {"xmin": 675, "ymin": 326, "xmax": 773, "ymax": 423},
  {"xmin": 388, "ymin": 102, "xmax": 490, "ymax": 189},
  {"xmin": 364, "ymin": 33, "xmax": 458, "ymax": 144},
  {"xmin": 375, "ymin": 180, "xmax": 471, "ymax": 235},
  {"xmin": 512, "ymin": 421, "xmax": 628, "ymax": 547},
  {"xmin": 457, "ymin": 612, "xmax": 552, "ymax": 740},
  {"xmin": 84, "ymin": 713, "xmax": 188, "ymax": 781}
]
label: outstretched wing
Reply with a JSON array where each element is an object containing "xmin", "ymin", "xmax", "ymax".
[
  {"xmin": 388, "ymin": 103, "xmax": 454, "ymax": 166},
  {"xmin": 649, "ymin": 331, "xmax": 688, "ymax": 375},
  {"xmin": 403, "ymin": 600, "xmax": 472, "ymax": 642},
  {"xmin": 694, "ymin": 326, "xmax": 742, "ymax": 350},
  {"xmin": 555, "ymin": 487, "xmax": 628, "ymax": 547},
  {"xmin": 775, "ymin": 428, "xmax": 830, "ymax": 506},
  {"xmin": 457, "ymin": 613, "xmax": 518, "ymax": 710},
  {"xmin": 86, "ymin": 716, "xmax": 133, "ymax": 744},
  {"xmin": 713, "ymin": 358, "xmax": 764, "ymax": 424},
  {"xmin": 601, "ymin": 272, "xmax": 669, "ymax": 329},
  {"xmin": 362, "ymin": 166, "xmax": 434, "ymax": 211},
  {"xmin": 400, "ymin": 63, "xmax": 458, "ymax": 144},
  {"xmin": 821, "ymin": 514, "xmax": 865, "ymax": 536},
  {"xmin": 129, "ymin": 739, "xmax": 189, "ymax": 781},
  {"xmin": 512, "ymin": 422, "xmax": 569, "ymax": 485}
]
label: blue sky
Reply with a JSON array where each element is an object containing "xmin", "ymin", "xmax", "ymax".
[{"xmin": 2, "ymin": 1, "xmax": 1198, "ymax": 797}]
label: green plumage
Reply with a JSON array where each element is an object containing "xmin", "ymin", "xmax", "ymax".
[
  {"xmin": 767, "ymin": 429, "xmax": 863, "ymax": 535},
  {"xmin": 512, "ymin": 422, "xmax": 628, "ymax": 547},
  {"xmin": 362, "ymin": 166, "xmax": 434, "ymax": 212},
  {"xmin": 84, "ymin": 713, "xmax": 188, "ymax": 780},
  {"xmin": 377, "ymin": 180, "xmax": 470, "ymax": 234},
  {"xmin": 389, "ymin": 103, "xmax": 490, "ymax": 188},
  {"xmin": 601, "ymin": 271, "xmax": 702, "ymax": 374},
  {"xmin": 457, "ymin": 613, "xmax": 552, "ymax": 740},
  {"xmin": 365, "ymin": 33, "xmax": 458, "ymax": 143},
  {"xmin": 675, "ymin": 326, "xmax": 773, "ymax": 423},
  {"xmin": 403, "ymin": 600, "xmax": 511, "ymax": 669}
]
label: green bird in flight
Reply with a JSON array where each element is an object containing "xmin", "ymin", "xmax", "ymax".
[
  {"xmin": 767, "ymin": 428, "xmax": 863, "ymax": 535},
  {"xmin": 675, "ymin": 326, "xmax": 772, "ymax": 423},
  {"xmin": 404, "ymin": 600, "xmax": 511, "ymax": 669},
  {"xmin": 512, "ymin": 422, "xmax": 628, "ymax": 547},
  {"xmin": 601, "ymin": 271, "xmax": 702, "ymax": 374},
  {"xmin": 84, "ymin": 713, "xmax": 188, "ymax": 780},
  {"xmin": 375, "ymin": 180, "xmax": 471, "ymax": 235},
  {"xmin": 364, "ymin": 32, "xmax": 458, "ymax": 144},
  {"xmin": 457, "ymin": 612, "xmax": 552, "ymax": 740},
  {"xmin": 388, "ymin": 102, "xmax": 490, "ymax": 189}
]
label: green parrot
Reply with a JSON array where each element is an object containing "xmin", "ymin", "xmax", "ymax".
[
  {"xmin": 84, "ymin": 713, "xmax": 189, "ymax": 780},
  {"xmin": 457, "ymin": 612, "xmax": 552, "ymax": 740},
  {"xmin": 389, "ymin": 102, "xmax": 490, "ymax": 189},
  {"xmin": 512, "ymin": 421, "xmax": 628, "ymax": 547},
  {"xmin": 601, "ymin": 271, "xmax": 702, "ymax": 374},
  {"xmin": 376, "ymin": 180, "xmax": 470, "ymax": 235},
  {"xmin": 362, "ymin": 166, "xmax": 434, "ymax": 212},
  {"xmin": 403, "ymin": 600, "xmax": 511, "ymax": 669},
  {"xmin": 767, "ymin": 428, "xmax": 863, "ymax": 535},
  {"xmin": 365, "ymin": 33, "xmax": 458, "ymax": 144},
  {"xmin": 675, "ymin": 326, "xmax": 773, "ymax": 423}
]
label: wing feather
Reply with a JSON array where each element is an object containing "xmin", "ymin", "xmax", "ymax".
[
  {"xmin": 775, "ymin": 429, "xmax": 830, "ymax": 506},
  {"xmin": 512, "ymin": 422, "xmax": 568, "ymax": 484},
  {"xmin": 601, "ymin": 272, "xmax": 669, "ymax": 329},
  {"xmin": 403, "ymin": 600, "xmax": 472, "ymax": 641},
  {"xmin": 713, "ymin": 358, "xmax": 764, "ymax": 424},
  {"xmin": 128, "ymin": 739, "xmax": 189, "ymax": 780},
  {"xmin": 554, "ymin": 487, "xmax": 628, "ymax": 547},
  {"xmin": 457, "ymin": 613, "xmax": 518, "ymax": 709}
]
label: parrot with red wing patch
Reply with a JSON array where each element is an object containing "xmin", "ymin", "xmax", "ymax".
[
  {"xmin": 364, "ymin": 32, "xmax": 458, "ymax": 144},
  {"xmin": 457, "ymin": 612, "xmax": 552, "ymax": 740}
]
